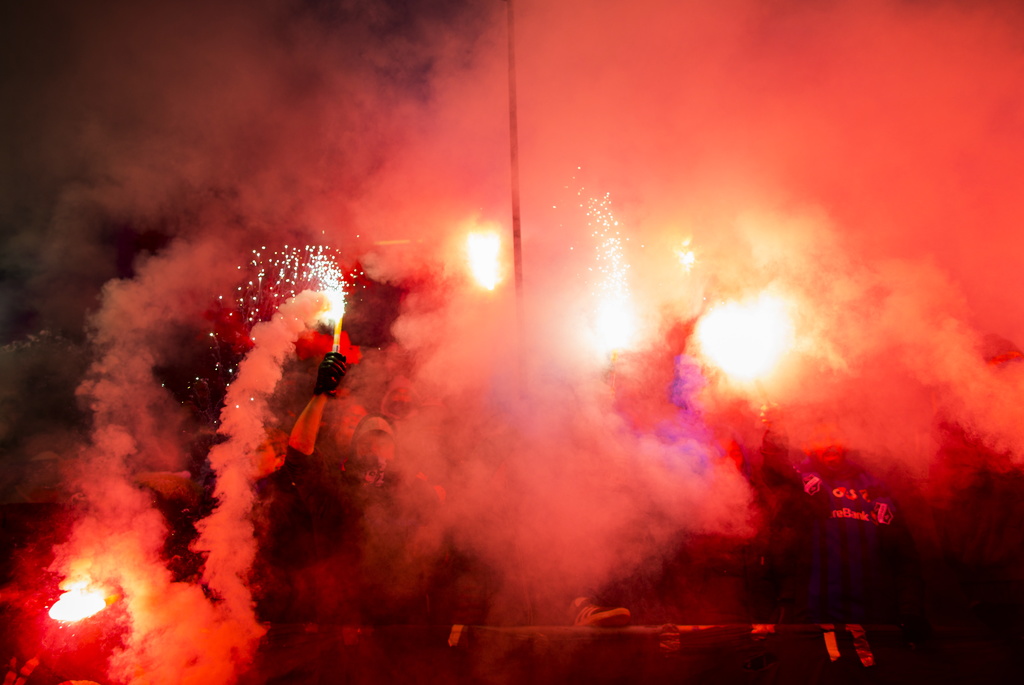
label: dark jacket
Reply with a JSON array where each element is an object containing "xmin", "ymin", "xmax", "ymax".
[{"xmin": 760, "ymin": 431, "xmax": 924, "ymax": 625}]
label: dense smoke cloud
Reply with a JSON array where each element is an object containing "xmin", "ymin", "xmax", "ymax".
[
  {"xmin": 4, "ymin": 0, "xmax": 1024, "ymax": 681},
  {"xmin": 497, "ymin": 0, "xmax": 1024, "ymax": 469}
]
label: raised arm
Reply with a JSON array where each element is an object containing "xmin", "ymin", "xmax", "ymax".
[{"xmin": 288, "ymin": 352, "xmax": 348, "ymax": 456}]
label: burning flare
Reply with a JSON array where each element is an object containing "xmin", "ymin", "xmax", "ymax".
[
  {"xmin": 696, "ymin": 293, "xmax": 794, "ymax": 382},
  {"xmin": 595, "ymin": 293, "xmax": 634, "ymax": 356},
  {"xmin": 467, "ymin": 232, "xmax": 502, "ymax": 290},
  {"xmin": 48, "ymin": 581, "xmax": 110, "ymax": 623},
  {"xmin": 588, "ymin": 191, "xmax": 634, "ymax": 357},
  {"xmin": 322, "ymin": 288, "xmax": 347, "ymax": 352}
]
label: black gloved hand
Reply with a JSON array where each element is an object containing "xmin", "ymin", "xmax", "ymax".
[{"xmin": 313, "ymin": 352, "xmax": 348, "ymax": 396}]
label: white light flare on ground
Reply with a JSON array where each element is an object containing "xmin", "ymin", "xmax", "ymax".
[
  {"xmin": 48, "ymin": 580, "xmax": 111, "ymax": 623},
  {"xmin": 695, "ymin": 293, "xmax": 794, "ymax": 382}
]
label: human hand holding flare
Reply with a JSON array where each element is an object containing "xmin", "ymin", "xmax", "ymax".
[
  {"xmin": 313, "ymin": 352, "xmax": 348, "ymax": 397},
  {"xmin": 312, "ymin": 288, "xmax": 348, "ymax": 396}
]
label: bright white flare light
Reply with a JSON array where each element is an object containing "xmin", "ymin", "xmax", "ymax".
[
  {"xmin": 595, "ymin": 294, "xmax": 634, "ymax": 354},
  {"xmin": 467, "ymin": 232, "xmax": 501, "ymax": 290},
  {"xmin": 322, "ymin": 288, "xmax": 347, "ymax": 324},
  {"xmin": 48, "ymin": 581, "xmax": 108, "ymax": 622},
  {"xmin": 696, "ymin": 294, "xmax": 794, "ymax": 381}
]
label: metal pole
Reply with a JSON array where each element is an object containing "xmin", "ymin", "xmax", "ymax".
[
  {"xmin": 505, "ymin": 0, "xmax": 533, "ymax": 624},
  {"xmin": 506, "ymin": 0, "xmax": 525, "ymax": 398}
]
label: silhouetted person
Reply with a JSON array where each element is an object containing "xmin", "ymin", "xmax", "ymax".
[
  {"xmin": 928, "ymin": 337, "xmax": 1024, "ymax": 639},
  {"xmin": 759, "ymin": 420, "xmax": 927, "ymax": 640},
  {"xmin": 254, "ymin": 352, "xmax": 445, "ymax": 627}
]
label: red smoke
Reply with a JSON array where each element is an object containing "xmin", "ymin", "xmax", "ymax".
[{"xmin": 4, "ymin": 0, "xmax": 1024, "ymax": 681}]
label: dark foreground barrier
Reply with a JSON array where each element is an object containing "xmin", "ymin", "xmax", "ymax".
[
  {"xmin": 239, "ymin": 622, "xmax": 1023, "ymax": 685},
  {"xmin": 4, "ymin": 504, "xmax": 1022, "ymax": 683},
  {"xmin": 3, "ymin": 618, "xmax": 1021, "ymax": 684}
]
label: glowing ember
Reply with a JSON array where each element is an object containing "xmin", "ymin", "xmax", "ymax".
[
  {"xmin": 467, "ymin": 232, "xmax": 502, "ymax": 291},
  {"xmin": 695, "ymin": 293, "xmax": 794, "ymax": 381},
  {"xmin": 48, "ymin": 582, "xmax": 108, "ymax": 623}
]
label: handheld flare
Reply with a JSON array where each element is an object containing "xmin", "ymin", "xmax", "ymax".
[
  {"xmin": 323, "ymin": 289, "xmax": 346, "ymax": 353},
  {"xmin": 467, "ymin": 231, "xmax": 502, "ymax": 291}
]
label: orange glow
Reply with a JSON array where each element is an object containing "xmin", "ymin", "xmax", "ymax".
[
  {"xmin": 467, "ymin": 232, "xmax": 502, "ymax": 290},
  {"xmin": 48, "ymin": 582, "xmax": 109, "ymax": 622},
  {"xmin": 695, "ymin": 293, "xmax": 793, "ymax": 381}
]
